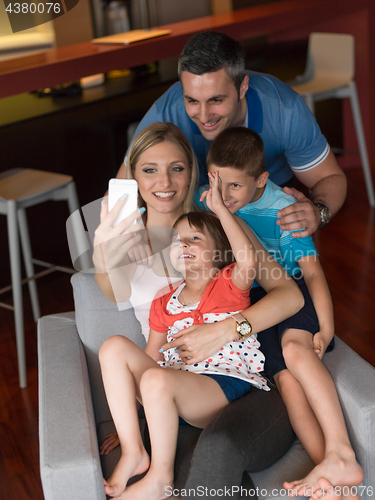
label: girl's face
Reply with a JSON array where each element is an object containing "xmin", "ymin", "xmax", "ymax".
[
  {"xmin": 170, "ymin": 219, "xmax": 217, "ymax": 277},
  {"xmin": 133, "ymin": 140, "xmax": 191, "ymax": 220}
]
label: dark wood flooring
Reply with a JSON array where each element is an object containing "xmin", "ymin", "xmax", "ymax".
[{"xmin": 0, "ymin": 166, "xmax": 374, "ymax": 500}]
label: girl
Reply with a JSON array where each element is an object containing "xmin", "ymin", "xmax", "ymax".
[{"xmin": 99, "ymin": 172, "xmax": 270, "ymax": 500}]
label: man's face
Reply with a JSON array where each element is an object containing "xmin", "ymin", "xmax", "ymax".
[{"xmin": 181, "ymin": 69, "xmax": 248, "ymax": 141}]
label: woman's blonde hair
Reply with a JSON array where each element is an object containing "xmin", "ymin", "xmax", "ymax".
[{"xmin": 125, "ymin": 122, "xmax": 198, "ymax": 214}]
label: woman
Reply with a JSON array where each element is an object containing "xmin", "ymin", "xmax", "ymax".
[{"xmin": 93, "ymin": 122, "xmax": 302, "ymax": 498}]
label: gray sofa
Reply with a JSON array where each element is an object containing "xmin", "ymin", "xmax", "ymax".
[{"xmin": 38, "ymin": 271, "xmax": 375, "ymax": 500}]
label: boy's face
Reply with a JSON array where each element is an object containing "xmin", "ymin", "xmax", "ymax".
[{"xmin": 207, "ymin": 165, "xmax": 268, "ymax": 213}]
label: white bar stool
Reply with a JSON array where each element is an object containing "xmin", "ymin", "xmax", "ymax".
[
  {"xmin": 288, "ymin": 32, "xmax": 375, "ymax": 207},
  {"xmin": 0, "ymin": 168, "xmax": 90, "ymax": 388}
]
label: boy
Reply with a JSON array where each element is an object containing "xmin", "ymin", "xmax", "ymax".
[{"xmin": 196, "ymin": 127, "xmax": 363, "ymax": 497}]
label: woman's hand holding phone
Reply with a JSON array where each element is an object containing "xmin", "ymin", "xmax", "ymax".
[{"xmin": 93, "ymin": 197, "xmax": 145, "ymax": 273}]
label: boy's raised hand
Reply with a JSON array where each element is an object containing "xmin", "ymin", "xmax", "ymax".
[{"xmin": 201, "ymin": 171, "xmax": 227, "ymax": 215}]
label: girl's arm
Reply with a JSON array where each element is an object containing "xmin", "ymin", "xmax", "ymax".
[
  {"xmin": 298, "ymin": 256, "xmax": 334, "ymax": 358},
  {"xmin": 204, "ymin": 171, "xmax": 257, "ymax": 290}
]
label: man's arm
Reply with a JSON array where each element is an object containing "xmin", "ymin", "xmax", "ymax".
[{"xmin": 277, "ymin": 150, "xmax": 347, "ymax": 237}]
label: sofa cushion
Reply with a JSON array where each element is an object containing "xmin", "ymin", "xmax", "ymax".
[{"xmin": 71, "ymin": 271, "xmax": 146, "ymax": 425}]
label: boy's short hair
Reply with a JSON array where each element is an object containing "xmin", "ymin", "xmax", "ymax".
[
  {"xmin": 173, "ymin": 212, "xmax": 235, "ymax": 270},
  {"xmin": 207, "ymin": 127, "xmax": 266, "ymax": 179}
]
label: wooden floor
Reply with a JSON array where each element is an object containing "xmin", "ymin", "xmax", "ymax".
[{"xmin": 0, "ymin": 166, "xmax": 374, "ymax": 500}]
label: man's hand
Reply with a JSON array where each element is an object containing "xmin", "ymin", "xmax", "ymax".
[
  {"xmin": 283, "ymin": 149, "xmax": 347, "ymax": 236},
  {"xmin": 276, "ymin": 187, "xmax": 320, "ymax": 238}
]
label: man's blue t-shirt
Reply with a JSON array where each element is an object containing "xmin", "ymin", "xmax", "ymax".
[
  {"xmin": 127, "ymin": 70, "xmax": 329, "ymax": 186},
  {"xmin": 195, "ymin": 180, "xmax": 318, "ymax": 284}
]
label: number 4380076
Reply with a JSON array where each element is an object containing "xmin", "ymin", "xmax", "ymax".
[{"xmin": 6, "ymin": 2, "xmax": 61, "ymax": 13}]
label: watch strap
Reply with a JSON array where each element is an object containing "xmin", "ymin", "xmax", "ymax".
[
  {"xmin": 231, "ymin": 313, "xmax": 247, "ymax": 324},
  {"xmin": 231, "ymin": 313, "xmax": 252, "ymax": 340}
]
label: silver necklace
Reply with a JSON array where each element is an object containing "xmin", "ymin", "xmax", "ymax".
[{"xmin": 179, "ymin": 288, "xmax": 204, "ymax": 306}]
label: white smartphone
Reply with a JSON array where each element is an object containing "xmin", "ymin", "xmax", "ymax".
[{"xmin": 108, "ymin": 178, "xmax": 138, "ymax": 227}]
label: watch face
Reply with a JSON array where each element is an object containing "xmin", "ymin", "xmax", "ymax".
[
  {"xmin": 322, "ymin": 207, "xmax": 331, "ymax": 224},
  {"xmin": 315, "ymin": 202, "xmax": 331, "ymax": 227},
  {"xmin": 239, "ymin": 322, "xmax": 251, "ymax": 335}
]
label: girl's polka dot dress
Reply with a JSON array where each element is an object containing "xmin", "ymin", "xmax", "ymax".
[{"xmin": 157, "ymin": 283, "xmax": 269, "ymax": 391}]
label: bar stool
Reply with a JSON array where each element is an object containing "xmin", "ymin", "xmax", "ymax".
[
  {"xmin": 0, "ymin": 168, "xmax": 90, "ymax": 388},
  {"xmin": 288, "ymin": 32, "xmax": 375, "ymax": 207}
]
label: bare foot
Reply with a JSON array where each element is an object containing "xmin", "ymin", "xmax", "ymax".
[
  {"xmin": 283, "ymin": 450, "xmax": 363, "ymax": 499},
  {"xmin": 104, "ymin": 447, "xmax": 150, "ymax": 497},
  {"xmin": 311, "ymin": 478, "xmax": 342, "ymax": 500},
  {"xmin": 311, "ymin": 478, "xmax": 360, "ymax": 500},
  {"xmin": 111, "ymin": 470, "xmax": 173, "ymax": 500}
]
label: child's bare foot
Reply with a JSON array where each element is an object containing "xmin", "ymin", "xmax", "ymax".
[
  {"xmin": 110, "ymin": 470, "xmax": 173, "ymax": 500},
  {"xmin": 283, "ymin": 449, "xmax": 363, "ymax": 499},
  {"xmin": 103, "ymin": 447, "xmax": 150, "ymax": 497},
  {"xmin": 310, "ymin": 478, "xmax": 360, "ymax": 500},
  {"xmin": 309, "ymin": 478, "xmax": 360, "ymax": 500},
  {"xmin": 312, "ymin": 478, "xmax": 342, "ymax": 500}
]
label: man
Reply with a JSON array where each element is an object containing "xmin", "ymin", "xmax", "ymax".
[{"xmin": 116, "ymin": 31, "xmax": 347, "ymax": 237}]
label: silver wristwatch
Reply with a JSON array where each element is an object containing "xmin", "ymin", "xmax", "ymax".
[
  {"xmin": 231, "ymin": 313, "xmax": 252, "ymax": 340},
  {"xmin": 313, "ymin": 202, "xmax": 331, "ymax": 228}
]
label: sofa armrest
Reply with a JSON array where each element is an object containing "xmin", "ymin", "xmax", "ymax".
[
  {"xmin": 38, "ymin": 313, "xmax": 106, "ymax": 500},
  {"xmin": 323, "ymin": 337, "xmax": 375, "ymax": 492}
]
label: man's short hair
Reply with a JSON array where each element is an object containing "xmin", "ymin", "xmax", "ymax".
[
  {"xmin": 207, "ymin": 127, "xmax": 266, "ymax": 179},
  {"xmin": 177, "ymin": 31, "xmax": 245, "ymax": 96}
]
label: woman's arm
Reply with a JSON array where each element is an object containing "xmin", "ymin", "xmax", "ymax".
[
  {"xmin": 298, "ymin": 256, "xmax": 334, "ymax": 358},
  {"xmin": 93, "ymin": 198, "xmax": 144, "ymax": 303},
  {"xmin": 235, "ymin": 216, "xmax": 304, "ymax": 333},
  {"xmin": 161, "ymin": 217, "xmax": 304, "ymax": 364}
]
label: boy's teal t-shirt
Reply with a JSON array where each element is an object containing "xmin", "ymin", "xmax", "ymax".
[{"xmin": 194, "ymin": 180, "xmax": 318, "ymax": 286}]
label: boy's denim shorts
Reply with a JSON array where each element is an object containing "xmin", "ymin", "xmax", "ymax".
[
  {"xmin": 251, "ymin": 273, "xmax": 334, "ymax": 380},
  {"xmin": 202, "ymin": 373, "xmax": 254, "ymax": 403}
]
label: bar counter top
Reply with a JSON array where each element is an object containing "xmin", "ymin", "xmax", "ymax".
[{"xmin": 0, "ymin": 0, "xmax": 373, "ymax": 99}]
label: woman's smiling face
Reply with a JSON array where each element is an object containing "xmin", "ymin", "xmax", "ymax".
[{"xmin": 133, "ymin": 140, "xmax": 191, "ymax": 219}]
